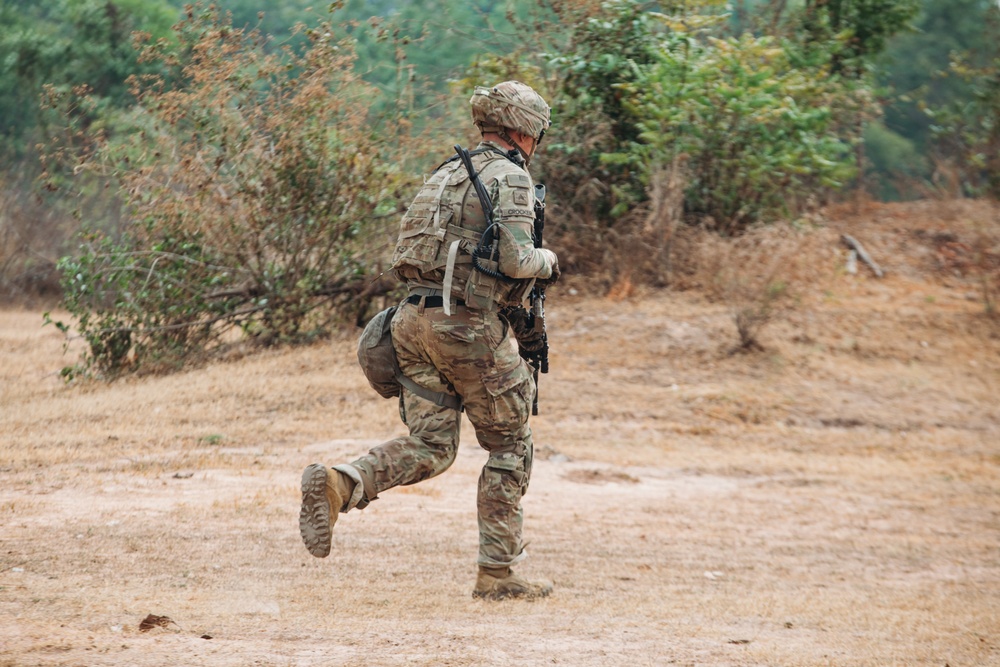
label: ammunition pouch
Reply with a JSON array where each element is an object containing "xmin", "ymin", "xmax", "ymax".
[
  {"xmin": 485, "ymin": 443, "xmax": 532, "ymax": 497},
  {"xmin": 356, "ymin": 306, "xmax": 462, "ymax": 411}
]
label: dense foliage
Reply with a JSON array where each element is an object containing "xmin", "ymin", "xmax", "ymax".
[
  {"xmin": 872, "ymin": 0, "xmax": 998, "ymax": 196},
  {"xmin": 928, "ymin": 49, "xmax": 1000, "ymax": 198},
  {"xmin": 0, "ymin": 0, "xmax": 175, "ymax": 160},
  {"xmin": 0, "ymin": 0, "xmax": 996, "ymax": 375},
  {"xmin": 619, "ymin": 31, "xmax": 867, "ymax": 232},
  {"xmin": 527, "ymin": 0, "xmax": 882, "ymax": 232}
]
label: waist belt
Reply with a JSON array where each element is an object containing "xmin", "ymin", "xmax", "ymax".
[{"xmin": 406, "ymin": 294, "xmax": 464, "ymax": 309}]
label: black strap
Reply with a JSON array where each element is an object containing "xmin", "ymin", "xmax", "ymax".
[
  {"xmin": 405, "ymin": 294, "xmax": 465, "ymax": 309},
  {"xmin": 454, "ymin": 144, "xmax": 517, "ymax": 284},
  {"xmin": 396, "ymin": 371, "xmax": 463, "ymax": 412}
]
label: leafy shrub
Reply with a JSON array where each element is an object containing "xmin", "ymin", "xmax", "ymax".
[
  {"xmin": 926, "ymin": 41, "xmax": 1000, "ymax": 198},
  {"xmin": 862, "ymin": 121, "xmax": 930, "ymax": 199},
  {"xmin": 501, "ymin": 0, "xmax": 880, "ymax": 245},
  {"xmin": 50, "ymin": 6, "xmax": 404, "ymax": 378},
  {"xmin": 614, "ymin": 30, "xmax": 870, "ymax": 234},
  {"xmin": 541, "ymin": 0, "xmax": 673, "ymax": 222}
]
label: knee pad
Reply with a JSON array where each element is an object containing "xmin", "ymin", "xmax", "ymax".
[{"xmin": 485, "ymin": 443, "xmax": 532, "ymax": 496}]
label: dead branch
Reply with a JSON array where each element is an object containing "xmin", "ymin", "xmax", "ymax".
[{"xmin": 841, "ymin": 234, "xmax": 884, "ymax": 278}]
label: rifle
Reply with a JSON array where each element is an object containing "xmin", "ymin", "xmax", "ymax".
[{"xmin": 525, "ymin": 184, "xmax": 549, "ymax": 416}]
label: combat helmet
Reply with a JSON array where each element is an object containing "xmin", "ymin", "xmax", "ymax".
[{"xmin": 470, "ymin": 81, "xmax": 550, "ymax": 163}]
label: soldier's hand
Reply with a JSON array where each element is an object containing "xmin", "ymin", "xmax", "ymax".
[
  {"xmin": 537, "ymin": 249, "xmax": 559, "ymax": 281},
  {"xmin": 539, "ymin": 256, "xmax": 560, "ymax": 286},
  {"xmin": 517, "ymin": 329, "xmax": 546, "ymax": 355},
  {"xmin": 501, "ymin": 306, "xmax": 530, "ymax": 334},
  {"xmin": 502, "ymin": 307, "xmax": 545, "ymax": 352}
]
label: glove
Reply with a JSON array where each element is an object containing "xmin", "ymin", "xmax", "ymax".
[
  {"xmin": 547, "ymin": 258, "xmax": 561, "ymax": 284},
  {"xmin": 516, "ymin": 327, "xmax": 546, "ymax": 355},
  {"xmin": 501, "ymin": 307, "xmax": 546, "ymax": 355}
]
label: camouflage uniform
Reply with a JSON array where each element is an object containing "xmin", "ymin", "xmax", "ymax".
[
  {"xmin": 337, "ymin": 141, "xmax": 555, "ymax": 569},
  {"xmin": 302, "ymin": 81, "xmax": 556, "ymax": 586}
]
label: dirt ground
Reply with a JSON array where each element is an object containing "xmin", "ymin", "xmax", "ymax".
[{"xmin": 1, "ymin": 201, "xmax": 998, "ymax": 666}]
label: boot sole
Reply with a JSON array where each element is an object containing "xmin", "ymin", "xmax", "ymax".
[{"xmin": 299, "ymin": 463, "xmax": 332, "ymax": 558}]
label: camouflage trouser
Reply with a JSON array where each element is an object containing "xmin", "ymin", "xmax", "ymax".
[{"xmin": 345, "ymin": 299, "xmax": 535, "ymax": 568}]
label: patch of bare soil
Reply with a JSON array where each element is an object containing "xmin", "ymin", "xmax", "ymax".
[{"xmin": 1, "ymin": 202, "xmax": 998, "ymax": 666}]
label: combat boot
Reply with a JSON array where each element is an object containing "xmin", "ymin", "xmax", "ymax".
[
  {"xmin": 299, "ymin": 463, "xmax": 355, "ymax": 558},
  {"xmin": 472, "ymin": 566, "xmax": 553, "ymax": 601}
]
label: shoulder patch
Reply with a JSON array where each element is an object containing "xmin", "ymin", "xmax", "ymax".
[
  {"xmin": 506, "ymin": 173, "xmax": 531, "ymax": 188},
  {"xmin": 512, "ymin": 189, "xmax": 530, "ymax": 206}
]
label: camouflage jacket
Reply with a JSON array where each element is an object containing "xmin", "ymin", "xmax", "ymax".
[{"xmin": 391, "ymin": 142, "xmax": 556, "ymax": 310}]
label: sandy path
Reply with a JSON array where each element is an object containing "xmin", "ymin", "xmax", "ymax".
[{"xmin": 2, "ymin": 205, "xmax": 999, "ymax": 665}]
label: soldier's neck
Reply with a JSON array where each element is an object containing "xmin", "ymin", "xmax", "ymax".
[{"xmin": 478, "ymin": 139, "xmax": 527, "ymax": 169}]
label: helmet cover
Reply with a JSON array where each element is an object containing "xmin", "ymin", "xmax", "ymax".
[{"xmin": 470, "ymin": 81, "xmax": 551, "ymax": 140}]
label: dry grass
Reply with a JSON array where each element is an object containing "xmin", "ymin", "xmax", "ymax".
[{"xmin": 2, "ymin": 203, "xmax": 1000, "ymax": 666}]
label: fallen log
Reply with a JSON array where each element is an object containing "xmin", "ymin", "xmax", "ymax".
[{"xmin": 841, "ymin": 234, "xmax": 884, "ymax": 278}]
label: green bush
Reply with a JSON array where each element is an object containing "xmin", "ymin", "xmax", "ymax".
[
  {"xmin": 927, "ymin": 46, "xmax": 1000, "ymax": 198},
  {"xmin": 541, "ymin": 0, "xmax": 671, "ymax": 221},
  {"xmin": 862, "ymin": 121, "xmax": 930, "ymax": 199},
  {"xmin": 615, "ymin": 31, "xmax": 866, "ymax": 233},
  {"xmin": 511, "ymin": 0, "xmax": 880, "ymax": 237}
]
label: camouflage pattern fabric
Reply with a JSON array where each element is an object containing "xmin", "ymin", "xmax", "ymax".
[
  {"xmin": 470, "ymin": 81, "xmax": 551, "ymax": 141},
  {"xmin": 390, "ymin": 142, "xmax": 556, "ymax": 311},
  {"xmin": 339, "ymin": 128, "xmax": 555, "ymax": 570},
  {"xmin": 348, "ymin": 301, "xmax": 535, "ymax": 568}
]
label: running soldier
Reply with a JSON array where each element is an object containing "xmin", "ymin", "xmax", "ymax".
[{"xmin": 299, "ymin": 81, "xmax": 559, "ymax": 600}]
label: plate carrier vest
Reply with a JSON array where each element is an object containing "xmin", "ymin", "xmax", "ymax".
[{"xmin": 390, "ymin": 149, "xmax": 531, "ymax": 311}]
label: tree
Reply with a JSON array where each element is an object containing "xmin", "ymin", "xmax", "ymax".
[
  {"xmin": 617, "ymin": 30, "xmax": 865, "ymax": 232},
  {"xmin": 926, "ymin": 45, "xmax": 1000, "ymax": 197},
  {"xmin": 529, "ymin": 0, "xmax": 881, "ymax": 230},
  {"xmin": 0, "ymin": 0, "xmax": 176, "ymax": 159},
  {"xmin": 795, "ymin": 0, "xmax": 920, "ymax": 78},
  {"xmin": 878, "ymin": 0, "xmax": 995, "ymax": 152}
]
